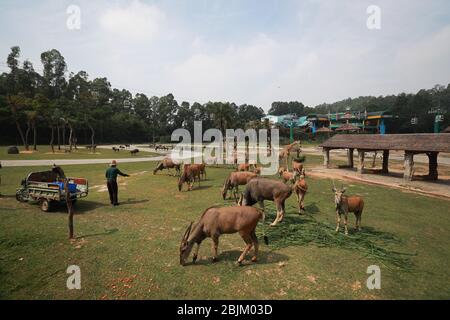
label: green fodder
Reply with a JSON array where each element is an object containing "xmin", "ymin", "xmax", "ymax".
[{"xmin": 256, "ymin": 204, "xmax": 416, "ymax": 271}]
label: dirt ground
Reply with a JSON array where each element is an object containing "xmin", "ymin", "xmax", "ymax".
[{"xmin": 302, "ymin": 149, "xmax": 450, "ymax": 200}]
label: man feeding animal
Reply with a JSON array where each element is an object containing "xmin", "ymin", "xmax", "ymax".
[
  {"xmin": 332, "ymin": 182, "xmax": 364, "ymax": 235},
  {"xmin": 179, "ymin": 206, "xmax": 265, "ymax": 266},
  {"xmin": 105, "ymin": 160, "xmax": 129, "ymax": 206}
]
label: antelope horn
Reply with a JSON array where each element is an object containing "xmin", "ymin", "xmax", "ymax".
[{"xmin": 182, "ymin": 222, "xmax": 193, "ymax": 241}]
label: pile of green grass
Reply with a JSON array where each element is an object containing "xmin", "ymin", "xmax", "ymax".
[{"xmin": 257, "ymin": 203, "xmax": 416, "ymax": 271}]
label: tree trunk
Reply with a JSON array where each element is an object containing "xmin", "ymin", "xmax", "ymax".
[
  {"xmin": 15, "ymin": 119, "xmax": 27, "ymax": 150},
  {"xmin": 68, "ymin": 124, "xmax": 73, "ymax": 151},
  {"xmin": 25, "ymin": 121, "xmax": 31, "ymax": 151},
  {"xmin": 49, "ymin": 126, "xmax": 55, "ymax": 153},
  {"xmin": 33, "ymin": 122, "xmax": 37, "ymax": 151},
  {"xmin": 65, "ymin": 179, "xmax": 75, "ymax": 239},
  {"xmin": 88, "ymin": 123, "xmax": 95, "ymax": 148},
  {"xmin": 57, "ymin": 125, "xmax": 61, "ymax": 150}
]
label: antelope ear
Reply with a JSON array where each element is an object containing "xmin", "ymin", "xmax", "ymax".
[
  {"xmin": 332, "ymin": 187, "xmax": 336, "ymax": 192},
  {"xmin": 342, "ymin": 187, "xmax": 347, "ymax": 193}
]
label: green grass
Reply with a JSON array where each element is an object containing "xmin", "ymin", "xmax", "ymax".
[
  {"xmin": 0, "ymin": 145, "xmax": 159, "ymax": 160},
  {"xmin": 0, "ymin": 158, "xmax": 450, "ymax": 299}
]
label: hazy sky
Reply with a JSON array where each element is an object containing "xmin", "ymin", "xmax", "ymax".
[{"xmin": 1, "ymin": 0, "xmax": 449, "ymax": 110}]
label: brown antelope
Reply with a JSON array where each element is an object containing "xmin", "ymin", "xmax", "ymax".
[
  {"xmin": 178, "ymin": 164, "xmax": 202, "ymax": 191},
  {"xmin": 198, "ymin": 163, "xmax": 206, "ymax": 180},
  {"xmin": 222, "ymin": 171, "xmax": 258, "ymax": 202},
  {"xmin": 291, "ymin": 160, "xmax": 304, "ymax": 173},
  {"xmin": 293, "ymin": 169, "xmax": 307, "ymax": 213},
  {"xmin": 278, "ymin": 141, "xmax": 301, "ymax": 169},
  {"xmin": 237, "ymin": 163, "xmax": 251, "ymax": 171},
  {"xmin": 239, "ymin": 177, "xmax": 292, "ymax": 226},
  {"xmin": 278, "ymin": 166, "xmax": 287, "ymax": 176},
  {"xmin": 252, "ymin": 165, "xmax": 262, "ymax": 175},
  {"xmin": 332, "ymin": 182, "xmax": 364, "ymax": 235},
  {"xmin": 153, "ymin": 158, "xmax": 181, "ymax": 176},
  {"xmin": 280, "ymin": 169, "xmax": 299, "ymax": 184},
  {"xmin": 179, "ymin": 206, "xmax": 265, "ymax": 265}
]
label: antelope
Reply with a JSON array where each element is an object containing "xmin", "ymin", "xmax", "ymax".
[
  {"xmin": 153, "ymin": 158, "xmax": 181, "ymax": 176},
  {"xmin": 278, "ymin": 141, "xmax": 301, "ymax": 169},
  {"xmin": 130, "ymin": 148, "xmax": 139, "ymax": 155},
  {"xmin": 222, "ymin": 171, "xmax": 258, "ymax": 202},
  {"xmin": 280, "ymin": 170, "xmax": 299, "ymax": 184},
  {"xmin": 252, "ymin": 165, "xmax": 262, "ymax": 175},
  {"xmin": 278, "ymin": 166, "xmax": 287, "ymax": 177},
  {"xmin": 293, "ymin": 169, "xmax": 307, "ymax": 213},
  {"xmin": 291, "ymin": 160, "xmax": 304, "ymax": 173},
  {"xmin": 332, "ymin": 182, "xmax": 365, "ymax": 235},
  {"xmin": 237, "ymin": 163, "xmax": 251, "ymax": 171},
  {"xmin": 112, "ymin": 147, "xmax": 120, "ymax": 152},
  {"xmin": 179, "ymin": 206, "xmax": 265, "ymax": 265},
  {"xmin": 239, "ymin": 177, "xmax": 292, "ymax": 226},
  {"xmin": 178, "ymin": 164, "xmax": 202, "ymax": 191},
  {"xmin": 199, "ymin": 163, "xmax": 207, "ymax": 180}
]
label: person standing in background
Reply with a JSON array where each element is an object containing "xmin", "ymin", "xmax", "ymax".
[{"xmin": 105, "ymin": 160, "xmax": 129, "ymax": 206}]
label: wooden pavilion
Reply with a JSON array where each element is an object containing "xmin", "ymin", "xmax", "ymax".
[{"xmin": 320, "ymin": 133, "xmax": 450, "ymax": 181}]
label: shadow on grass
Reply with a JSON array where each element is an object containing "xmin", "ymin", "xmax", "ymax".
[
  {"xmin": 183, "ymin": 250, "xmax": 288, "ymax": 267},
  {"xmin": 76, "ymin": 228, "xmax": 119, "ymax": 239},
  {"xmin": 304, "ymin": 202, "xmax": 320, "ymax": 214},
  {"xmin": 258, "ymin": 208, "xmax": 416, "ymax": 270}
]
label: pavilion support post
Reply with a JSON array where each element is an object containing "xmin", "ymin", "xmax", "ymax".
[
  {"xmin": 357, "ymin": 149, "xmax": 365, "ymax": 174},
  {"xmin": 347, "ymin": 148, "xmax": 354, "ymax": 168},
  {"xmin": 404, "ymin": 151, "xmax": 414, "ymax": 181},
  {"xmin": 427, "ymin": 152, "xmax": 439, "ymax": 180},
  {"xmin": 323, "ymin": 147, "xmax": 330, "ymax": 168},
  {"xmin": 382, "ymin": 150, "xmax": 389, "ymax": 174}
]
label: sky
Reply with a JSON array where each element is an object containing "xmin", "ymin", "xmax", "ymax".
[{"xmin": 0, "ymin": 0, "xmax": 450, "ymax": 111}]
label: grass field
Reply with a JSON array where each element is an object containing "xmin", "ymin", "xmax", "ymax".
[
  {"xmin": 1, "ymin": 157, "xmax": 450, "ymax": 299},
  {"xmin": 0, "ymin": 145, "xmax": 159, "ymax": 160}
]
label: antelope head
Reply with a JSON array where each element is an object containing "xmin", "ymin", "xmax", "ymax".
[
  {"xmin": 179, "ymin": 222, "xmax": 194, "ymax": 265},
  {"xmin": 332, "ymin": 180, "xmax": 346, "ymax": 206}
]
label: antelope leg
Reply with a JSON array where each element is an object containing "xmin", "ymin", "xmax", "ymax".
[
  {"xmin": 335, "ymin": 211, "xmax": 341, "ymax": 232},
  {"xmin": 238, "ymin": 233, "xmax": 253, "ymax": 264},
  {"xmin": 193, "ymin": 242, "xmax": 201, "ymax": 263},
  {"xmin": 344, "ymin": 213, "xmax": 349, "ymax": 235},
  {"xmin": 211, "ymin": 235, "xmax": 219, "ymax": 262}
]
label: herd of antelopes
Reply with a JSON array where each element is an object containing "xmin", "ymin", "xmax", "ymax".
[{"xmin": 152, "ymin": 141, "xmax": 365, "ymax": 266}]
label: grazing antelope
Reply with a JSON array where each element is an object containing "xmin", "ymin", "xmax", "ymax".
[
  {"xmin": 178, "ymin": 164, "xmax": 202, "ymax": 191},
  {"xmin": 130, "ymin": 148, "xmax": 139, "ymax": 155},
  {"xmin": 222, "ymin": 171, "xmax": 258, "ymax": 202},
  {"xmin": 239, "ymin": 177, "xmax": 292, "ymax": 226},
  {"xmin": 112, "ymin": 147, "xmax": 120, "ymax": 152},
  {"xmin": 293, "ymin": 169, "xmax": 307, "ymax": 213},
  {"xmin": 332, "ymin": 182, "xmax": 365, "ymax": 235},
  {"xmin": 153, "ymin": 158, "xmax": 181, "ymax": 176},
  {"xmin": 280, "ymin": 170, "xmax": 299, "ymax": 184},
  {"xmin": 179, "ymin": 206, "xmax": 265, "ymax": 265}
]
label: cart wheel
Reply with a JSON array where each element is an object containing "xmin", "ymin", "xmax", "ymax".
[{"xmin": 40, "ymin": 199, "xmax": 52, "ymax": 212}]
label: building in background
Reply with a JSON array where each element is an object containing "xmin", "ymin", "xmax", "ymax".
[{"xmin": 262, "ymin": 110, "xmax": 395, "ymax": 134}]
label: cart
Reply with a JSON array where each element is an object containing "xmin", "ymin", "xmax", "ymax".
[{"xmin": 16, "ymin": 169, "xmax": 88, "ymax": 212}]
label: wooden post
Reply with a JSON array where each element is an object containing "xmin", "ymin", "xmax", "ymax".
[
  {"xmin": 357, "ymin": 149, "xmax": 365, "ymax": 174},
  {"xmin": 427, "ymin": 152, "xmax": 439, "ymax": 180},
  {"xmin": 347, "ymin": 148, "xmax": 354, "ymax": 168},
  {"xmin": 404, "ymin": 151, "xmax": 414, "ymax": 181},
  {"xmin": 382, "ymin": 150, "xmax": 389, "ymax": 174},
  {"xmin": 65, "ymin": 179, "xmax": 75, "ymax": 239},
  {"xmin": 323, "ymin": 147, "xmax": 330, "ymax": 168}
]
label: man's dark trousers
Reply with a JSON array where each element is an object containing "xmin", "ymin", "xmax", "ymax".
[{"xmin": 107, "ymin": 180, "xmax": 118, "ymax": 205}]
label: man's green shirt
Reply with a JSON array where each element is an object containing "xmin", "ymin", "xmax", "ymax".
[{"xmin": 105, "ymin": 167, "xmax": 128, "ymax": 181}]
